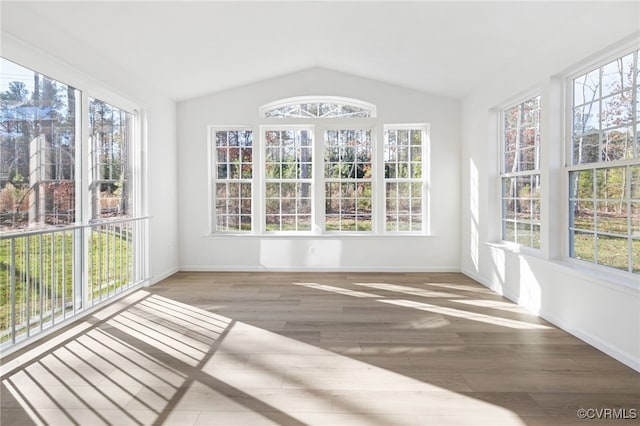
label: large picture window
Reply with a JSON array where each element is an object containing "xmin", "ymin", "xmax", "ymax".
[
  {"xmin": 210, "ymin": 97, "xmax": 429, "ymax": 236},
  {"xmin": 0, "ymin": 57, "xmax": 148, "ymax": 351},
  {"xmin": 568, "ymin": 49, "xmax": 639, "ymax": 274},
  {"xmin": 500, "ymin": 96, "xmax": 541, "ymax": 248}
]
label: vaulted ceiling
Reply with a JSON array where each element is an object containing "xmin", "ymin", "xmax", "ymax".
[{"xmin": 2, "ymin": 1, "xmax": 639, "ymax": 102}]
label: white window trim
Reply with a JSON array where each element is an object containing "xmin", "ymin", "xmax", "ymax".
[
  {"xmin": 260, "ymin": 96, "xmax": 377, "ymax": 119},
  {"xmin": 209, "ymin": 123, "xmax": 430, "ymax": 236},
  {"xmin": 207, "ymin": 126, "xmax": 254, "ymax": 234},
  {"xmin": 498, "ymin": 93, "xmax": 542, "ymax": 250},
  {"xmin": 562, "ymin": 43, "xmax": 640, "ymax": 276},
  {"xmin": 383, "ymin": 124, "xmax": 430, "ymax": 235},
  {"xmin": 259, "ymin": 124, "xmax": 315, "ymax": 235},
  {"xmin": 208, "ymin": 97, "xmax": 431, "ymax": 237}
]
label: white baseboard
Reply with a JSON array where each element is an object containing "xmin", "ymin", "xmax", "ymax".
[
  {"xmin": 179, "ymin": 265, "xmax": 461, "ymax": 273},
  {"xmin": 461, "ymin": 268, "xmax": 640, "ymax": 373},
  {"xmin": 539, "ymin": 310, "xmax": 640, "ymax": 373},
  {"xmin": 146, "ymin": 267, "xmax": 179, "ymax": 286}
]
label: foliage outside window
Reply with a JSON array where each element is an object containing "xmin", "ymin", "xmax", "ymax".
[
  {"xmin": 264, "ymin": 128, "xmax": 312, "ymax": 232},
  {"xmin": 324, "ymin": 129, "xmax": 373, "ymax": 232},
  {"xmin": 568, "ymin": 49, "xmax": 639, "ymax": 274},
  {"xmin": 384, "ymin": 127, "xmax": 425, "ymax": 232},
  {"xmin": 0, "ymin": 57, "xmax": 146, "ymax": 350},
  {"xmin": 262, "ymin": 97, "xmax": 375, "ymax": 119},
  {"xmin": 501, "ymin": 96, "xmax": 541, "ymax": 248},
  {"xmin": 89, "ymin": 99, "xmax": 132, "ymax": 220},
  {"xmin": 214, "ymin": 129, "xmax": 253, "ymax": 232},
  {"xmin": 0, "ymin": 59, "xmax": 78, "ymax": 229},
  {"xmin": 211, "ymin": 97, "xmax": 428, "ymax": 235}
]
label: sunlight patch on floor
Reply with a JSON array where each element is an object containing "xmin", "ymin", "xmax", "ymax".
[
  {"xmin": 293, "ymin": 282, "xmax": 381, "ymax": 298},
  {"xmin": 379, "ymin": 299, "xmax": 551, "ymax": 330},
  {"xmin": 0, "ymin": 288, "xmax": 529, "ymax": 426},
  {"xmin": 354, "ymin": 282, "xmax": 463, "ymax": 298}
]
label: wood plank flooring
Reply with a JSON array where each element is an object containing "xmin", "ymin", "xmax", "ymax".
[{"xmin": 2, "ymin": 272, "xmax": 639, "ymax": 425}]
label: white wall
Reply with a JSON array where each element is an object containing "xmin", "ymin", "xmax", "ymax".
[
  {"xmin": 177, "ymin": 68, "xmax": 460, "ymax": 271},
  {"xmin": 460, "ymin": 7, "xmax": 640, "ymax": 371},
  {"xmin": 1, "ymin": 12, "xmax": 180, "ymax": 284}
]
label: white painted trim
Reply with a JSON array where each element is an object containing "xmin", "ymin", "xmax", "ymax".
[
  {"xmin": 146, "ymin": 267, "xmax": 179, "ymax": 286},
  {"xmin": 260, "ymin": 95, "xmax": 377, "ymax": 119},
  {"xmin": 1, "ymin": 31, "xmax": 147, "ymax": 111},
  {"xmin": 540, "ymin": 309, "xmax": 640, "ymax": 373},
  {"xmin": 461, "ymin": 267, "xmax": 640, "ymax": 372},
  {"xmin": 180, "ymin": 266, "xmax": 460, "ymax": 273}
]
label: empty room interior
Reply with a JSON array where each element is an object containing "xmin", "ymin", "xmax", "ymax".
[{"xmin": 1, "ymin": 1, "xmax": 639, "ymax": 425}]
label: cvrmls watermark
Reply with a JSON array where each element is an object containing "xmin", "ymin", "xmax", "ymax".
[{"xmin": 577, "ymin": 408, "xmax": 637, "ymax": 420}]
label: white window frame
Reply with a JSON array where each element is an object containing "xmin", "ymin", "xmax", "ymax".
[
  {"xmin": 209, "ymin": 97, "xmax": 431, "ymax": 237},
  {"xmin": 0, "ymin": 47, "xmax": 149, "ymax": 353},
  {"xmin": 208, "ymin": 126, "xmax": 254, "ymax": 234},
  {"xmin": 383, "ymin": 124, "xmax": 430, "ymax": 234},
  {"xmin": 564, "ymin": 44, "xmax": 640, "ymax": 276},
  {"xmin": 260, "ymin": 96, "xmax": 377, "ymax": 119},
  {"xmin": 499, "ymin": 94, "xmax": 542, "ymax": 249},
  {"xmin": 260, "ymin": 124, "xmax": 315, "ymax": 234},
  {"xmin": 320, "ymin": 124, "xmax": 376, "ymax": 234}
]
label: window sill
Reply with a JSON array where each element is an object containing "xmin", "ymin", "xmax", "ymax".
[
  {"xmin": 485, "ymin": 241, "xmax": 543, "ymax": 258},
  {"xmin": 203, "ymin": 233, "xmax": 435, "ymax": 240},
  {"xmin": 485, "ymin": 241, "xmax": 639, "ymax": 293},
  {"xmin": 550, "ymin": 258, "xmax": 640, "ymax": 293}
]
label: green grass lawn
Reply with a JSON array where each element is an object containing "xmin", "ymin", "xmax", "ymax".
[{"xmin": 0, "ymin": 228, "xmax": 133, "ymax": 343}]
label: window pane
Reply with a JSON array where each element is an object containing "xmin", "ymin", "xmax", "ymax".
[
  {"xmin": 602, "ymin": 127, "xmax": 633, "ymax": 161},
  {"xmin": 572, "ymin": 50, "xmax": 639, "ymax": 166},
  {"xmin": 571, "ymin": 201, "xmax": 595, "ymax": 231},
  {"xmin": 596, "ymin": 167, "xmax": 625, "ymax": 200},
  {"xmin": 569, "ymin": 170, "xmax": 594, "ymax": 199},
  {"xmin": 384, "ymin": 127, "xmax": 426, "ymax": 233},
  {"xmin": 597, "ymin": 235, "xmax": 628, "ymax": 271},
  {"xmin": 569, "ymin": 164, "xmax": 637, "ymax": 273},
  {"xmin": 602, "ymin": 91, "xmax": 633, "ymax": 130},
  {"xmin": 601, "ymin": 52, "xmax": 634, "ymax": 98},
  {"xmin": 516, "ymin": 223, "xmax": 532, "ymax": 246},
  {"xmin": 573, "ymin": 69, "xmax": 599, "ymax": 107},
  {"xmin": 532, "ymin": 224, "xmax": 541, "ymax": 249},
  {"xmin": 212, "ymin": 129, "xmax": 253, "ymax": 232},
  {"xmin": 631, "ymin": 203, "xmax": 640, "ymax": 236},
  {"xmin": 573, "ymin": 133, "xmax": 600, "ymax": 165},
  {"xmin": 573, "ymin": 102, "xmax": 600, "ymax": 137},
  {"xmin": 631, "ymin": 165, "xmax": 640, "ymax": 199},
  {"xmin": 264, "ymin": 131, "xmax": 312, "ymax": 234},
  {"xmin": 500, "ymin": 97, "xmax": 541, "ymax": 247},
  {"xmin": 503, "ymin": 221, "xmax": 516, "ymax": 243},
  {"xmin": 572, "ymin": 231, "xmax": 595, "ymax": 263},
  {"xmin": 325, "ymin": 129, "xmax": 373, "ymax": 232},
  {"xmin": 1, "ymin": 58, "xmax": 78, "ymax": 230},
  {"xmin": 89, "ymin": 99, "xmax": 132, "ymax": 220},
  {"xmin": 596, "ymin": 201, "xmax": 627, "ymax": 235},
  {"xmin": 264, "ymin": 101, "xmax": 374, "ymax": 118}
]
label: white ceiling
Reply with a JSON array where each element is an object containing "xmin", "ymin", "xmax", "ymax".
[{"xmin": 2, "ymin": 1, "xmax": 639, "ymax": 102}]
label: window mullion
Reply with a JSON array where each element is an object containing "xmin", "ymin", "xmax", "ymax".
[
  {"xmin": 255, "ymin": 127, "xmax": 264, "ymax": 235},
  {"xmin": 313, "ymin": 126, "xmax": 323, "ymax": 234},
  {"xmin": 375, "ymin": 123, "xmax": 385, "ymax": 233}
]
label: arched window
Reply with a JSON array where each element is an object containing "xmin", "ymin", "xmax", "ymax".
[
  {"xmin": 261, "ymin": 96, "xmax": 376, "ymax": 119},
  {"xmin": 211, "ymin": 96, "xmax": 429, "ymax": 235}
]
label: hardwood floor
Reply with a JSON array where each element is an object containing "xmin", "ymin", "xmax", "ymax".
[{"xmin": 2, "ymin": 272, "xmax": 639, "ymax": 425}]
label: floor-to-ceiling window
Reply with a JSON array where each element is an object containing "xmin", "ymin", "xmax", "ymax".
[{"xmin": 0, "ymin": 57, "xmax": 148, "ymax": 351}]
